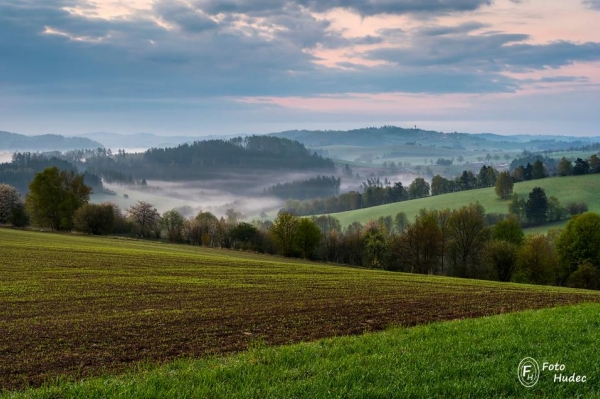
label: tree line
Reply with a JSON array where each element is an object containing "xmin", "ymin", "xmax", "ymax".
[
  {"xmin": 509, "ymin": 154, "xmax": 600, "ymax": 180},
  {"xmin": 50, "ymin": 136, "xmax": 335, "ymax": 183},
  {"xmin": 0, "ymin": 153, "xmax": 104, "ymax": 195},
  {"xmin": 281, "ymin": 150, "xmax": 600, "ymax": 217},
  {"xmin": 282, "ymin": 165, "xmax": 498, "ymax": 216},
  {"xmin": 264, "ymin": 176, "xmax": 341, "ymax": 200},
  {"xmin": 2, "ymin": 166, "xmax": 600, "ymax": 291}
]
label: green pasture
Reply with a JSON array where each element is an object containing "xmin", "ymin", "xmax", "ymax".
[
  {"xmin": 7, "ymin": 303, "xmax": 600, "ymax": 398},
  {"xmin": 329, "ymin": 174, "xmax": 600, "ymax": 234}
]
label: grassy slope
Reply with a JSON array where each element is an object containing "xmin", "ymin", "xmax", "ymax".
[
  {"xmin": 2, "ymin": 228, "xmax": 600, "ymax": 391},
  {"xmin": 330, "ymin": 174, "xmax": 600, "ymax": 232},
  {"xmin": 7, "ymin": 303, "xmax": 600, "ymax": 398}
]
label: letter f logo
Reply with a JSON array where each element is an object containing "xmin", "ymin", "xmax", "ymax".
[{"xmin": 518, "ymin": 358, "xmax": 540, "ymax": 388}]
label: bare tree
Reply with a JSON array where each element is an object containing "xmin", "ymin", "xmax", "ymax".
[{"xmin": 127, "ymin": 201, "xmax": 160, "ymax": 237}]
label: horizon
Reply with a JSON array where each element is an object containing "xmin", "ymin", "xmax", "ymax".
[{"xmin": 4, "ymin": 123, "xmax": 600, "ymax": 140}]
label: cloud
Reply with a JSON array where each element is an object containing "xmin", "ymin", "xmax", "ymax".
[
  {"xmin": 154, "ymin": 2, "xmax": 218, "ymax": 33},
  {"xmin": 368, "ymin": 31, "xmax": 600, "ymax": 72},
  {"xmin": 0, "ymin": 0, "xmax": 598, "ymax": 105},
  {"xmin": 310, "ymin": 0, "xmax": 494, "ymax": 16},
  {"xmin": 417, "ymin": 21, "xmax": 489, "ymax": 36},
  {"xmin": 583, "ymin": 0, "xmax": 600, "ymax": 10},
  {"xmin": 196, "ymin": 0, "xmax": 494, "ymax": 17}
]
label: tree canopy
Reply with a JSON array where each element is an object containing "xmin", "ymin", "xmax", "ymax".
[{"xmin": 26, "ymin": 167, "xmax": 91, "ymax": 231}]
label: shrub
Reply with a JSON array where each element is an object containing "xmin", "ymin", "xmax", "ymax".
[
  {"xmin": 565, "ymin": 202, "xmax": 588, "ymax": 216},
  {"xmin": 567, "ymin": 264, "xmax": 600, "ymax": 290}
]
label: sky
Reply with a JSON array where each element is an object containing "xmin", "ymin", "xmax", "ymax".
[{"xmin": 1, "ymin": 0, "xmax": 599, "ymax": 137}]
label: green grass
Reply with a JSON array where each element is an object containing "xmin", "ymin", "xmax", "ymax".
[
  {"xmin": 330, "ymin": 174, "xmax": 600, "ymax": 232},
  {"xmin": 2, "ymin": 228, "xmax": 599, "ymax": 392},
  {"xmin": 6, "ymin": 303, "xmax": 600, "ymax": 398}
]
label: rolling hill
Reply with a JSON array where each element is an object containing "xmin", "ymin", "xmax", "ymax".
[
  {"xmin": 1, "ymin": 228, "xmax": 598, "ymax": 393},
  {"xmin": 0, "ymin": 131, "xmax": 102, "ymax": 151},
  {"xmin": 327, "ymin": 174, "xmax": 600, "ymax": 232},
  {"xmin": 269, "ymin": 126, "xmax": 599, "ymax": 151}
]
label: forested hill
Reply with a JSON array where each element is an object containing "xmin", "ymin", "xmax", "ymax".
[
  {"xmin": 144, "ymin": 136, "xmax": 332, "ymax": 170},
  {"xmin": 0, "ymin": 131, "xmax": 102, "ymax": 151},
  {"xmin": 269, "ymin": 126, "xmax": 599, "ymax": 151},
  {"xmin": 270, "ymin": 126, "xmax": 497, "ymax": 148},
  {"xmin": 0, "ymin": 153, "xmax": 103, "ymax": 195},
  {"xmin": 60, "ymin": 135, "xmax": 335, "ymax": 182}
]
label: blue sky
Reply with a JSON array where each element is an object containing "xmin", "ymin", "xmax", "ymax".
[{"xmin": 1, "ymin": 0, "xmax": 599, "ymax": 136}]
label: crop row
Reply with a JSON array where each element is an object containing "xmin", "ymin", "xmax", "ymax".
[{"xmin": 1, "ymin": 228, "xmax": 599, "ymax": 390}]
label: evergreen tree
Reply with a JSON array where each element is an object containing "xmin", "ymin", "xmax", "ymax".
[
  {"xmin": 531, "ymin": 159, "xmax": 547, "ymax": 179},
  {"xmin": 525, "ymin": 187, "xmax": 548, "ymax": 226},
  {"xmin": 573, "ymin": 158, "xmax": 589, "ymax": 175}
]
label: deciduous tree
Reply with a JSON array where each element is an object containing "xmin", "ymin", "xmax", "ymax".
[
  {"xmin": 162, "ymin": 209, "xmax": 185, "ymax": 242},
  {"xmin": 394, "ymin": 212, "xmax": 409, "ymax": 234},
  {"xmin": 557, "ymin": 157, "xmax": 573, "ymax": 176},
  {"xmin": 74, "ymin": 203, "xmax": 116, "ymax": 235},
  {"xmin": 270, "ymin": 211, "xmax": 299, "ymax": 257},
  {"xmin": 513, "ymin": 235, "xmax": 557, "ymax": 285},
  {"xmin": 293, "ymin": 217, "xmax": 321, "ymax": 259},
  {"xmin": 485, "ymin": 240, "xmax": 518, "ymax": 282},
  {"xmin": 492, "ymin": 216, "xmax": 524, "ymax": 245},
  {"xmin": 494, "ymin": 171, "xmax": 514, "ymax": 200},
  {"xmin": 26, "ymin": 167, "xmax": 91, "ymax": 231},
  {"xmin": 0, "ymin": 184, "xmax": 21, "ymax": 224},
  {"xmin": 407, "ymin": 177, "xmax": 430, "ymax": 199},
  {"xmin": 127, "ymin": 201, "xmax": 161, "ymax": 238},
  {"xmin": 555, "ymin": 213, "xmax": 600, "ymax": 284},
  {"xmin": 448, "ymin": 204, "xmax": 490, "ymax": 279}
]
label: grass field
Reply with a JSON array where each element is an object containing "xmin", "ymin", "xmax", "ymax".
[
  {"xmin": 6, "ymin": 303, "xmax": 600, "ymax": 398},
  {"xmin": 329, "ymin": 174, "xmax": 600, "ymax": 232},
  {"xmin": 1, "ymin": 228, "xmax": 600, "ymax": 394}
]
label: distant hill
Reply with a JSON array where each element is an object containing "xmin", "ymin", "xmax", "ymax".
[
  {"xmin": 0, "ymin": 131, "xmax": 103, "ymax": 151},
  {"xmin": 269, "ymin": 126, "xmax": 600, "ymax": 151},
  {"xmin": 79, "ymin": 132, "xmax": 242, "ymax": 150},
  {"xmin": 53, "ymin": 135, "xmax": 335, "ymax": 183}
]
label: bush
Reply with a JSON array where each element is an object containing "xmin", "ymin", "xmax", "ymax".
[
  {"xmin": 513, "ymin": 235, "xmax": 557, "ymax": 285},
  {"xmin": 74, "ymin": 203, "xmax": 117, "ymax": 235},
  {"xmin": 565, "ymin": 202, "xmax": 588, "ymax": 216},
  {"xmin": 484, "ymin": 213, "xmax": 508, "ymax": 226},
  {"xmin": 7, "ymin": 202, "xmax": 30, "ymax": 228},
  {"xmin": 567, "ymin": 264, "xmax": 600, "ymax": 290},
  {"xmin": 556, "ymin": 213, "xmax": 600, "ymax": 284}
]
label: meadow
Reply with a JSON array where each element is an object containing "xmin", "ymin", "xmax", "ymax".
[
  {"xmin": 2, "ymin": 228, "xmax": 600, "ymax": 394},
  {"xmin": 7, "ymin": 303, "xmax": 600, "ymax": 398},
  {"xmin": 330, "ymin": 174, "xmax": 600, "ymax": 232}
]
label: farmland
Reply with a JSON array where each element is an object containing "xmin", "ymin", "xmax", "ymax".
[
  {"xmin": 329, "ymin": 174, "xmax": 600, "ymax": 231},
  {"xmin": 2, "ymin": 228, "xmax": 600, "ymax": 393},
  {"xmin": 8, "ymin": 303, "xmax": 600, "ymax": 398}
]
